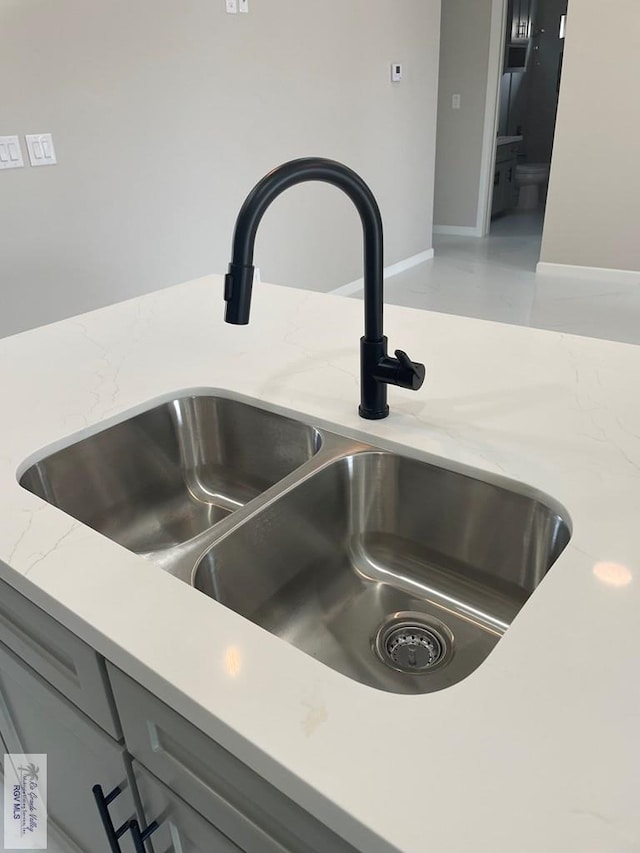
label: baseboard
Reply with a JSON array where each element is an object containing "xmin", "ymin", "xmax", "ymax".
[
  {"xmin": 536, "ymin": 261, "xmax": 640, "ymax": 283},
  {"xmin": 433, "ymin": 224, "xmax": 484, "ymax": 238},
  {"xmin": 330, "ymin": 249, "xmax": 434, "ymax": 297}
]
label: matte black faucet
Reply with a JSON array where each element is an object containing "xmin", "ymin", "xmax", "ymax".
[{"xmin": 224, "ymin": 157, "xmax": 425, "ymax": 419}]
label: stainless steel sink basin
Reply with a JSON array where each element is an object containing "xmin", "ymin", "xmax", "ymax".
[
  {"xmin": 20, "ymin": 392, "xmax": 571, "ymax": 694},
  {"xmin": 193, "ymin": 450, "xmax": 571, "ymax": 694},
  {"xmin": 20, "ymin": 395, "xmax": 321, "ymax": 566}
]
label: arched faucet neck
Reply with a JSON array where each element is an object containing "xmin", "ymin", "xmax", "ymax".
[
  {"xmin": 226, "ymin": 157, "xmax": 384, "ymax": 341},
  {"xmin": 224, "ymin": 157, "xmax": 425, "ymax": 419}
]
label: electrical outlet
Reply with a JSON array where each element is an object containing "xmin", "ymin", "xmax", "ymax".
[
  {"xmin": 226, "ymin": 0, "xmax": 237, "ymax": 13},
  {"xmin": 239, "ymin": 0, "xmax": 248, "ymax": 11},
  {"xmin": 0, "ymin": 136, "xmax": 24, "ymax": 170}
]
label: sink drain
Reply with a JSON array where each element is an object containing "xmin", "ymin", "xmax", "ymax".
[{"xmin": 375, "ymin": 613, "xmax": 452, "ymax": 674}]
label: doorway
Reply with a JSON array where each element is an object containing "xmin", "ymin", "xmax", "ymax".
[
  {"xmin": 432, "ymin": 0, "xmax": 569, "ymax": 261},
  {"xmin": 488, "ymin": 0, "xmax": 567, "ymax": 251},
  {"xmin": 485, "ymin": 0, "xmax": 568, "ymax": 256}
]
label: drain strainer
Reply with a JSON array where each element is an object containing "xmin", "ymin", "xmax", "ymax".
[
  {"xmin": 375, "ymin": 613, "xmax": 452, "ymax": 674},
  {"xmin": 385, "ymin": 626, "xmax": 443, "ymax": 670}
]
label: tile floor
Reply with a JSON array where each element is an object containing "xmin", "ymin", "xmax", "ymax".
[{"xmin": 346, "ymin": 211, "xmax": 640, "ymax": 346}]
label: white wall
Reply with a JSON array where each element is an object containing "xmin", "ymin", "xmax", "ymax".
[
  {"xmin": 0, "ymin": 0, "xmax": 440, "ymax": 337},
  {"xmin": 433, "ymin": 0, "xmax": 493, "ymax": 230},
  {"xmin": 541, "ymin": 0, "xmax": 640, "ymax": 272}
]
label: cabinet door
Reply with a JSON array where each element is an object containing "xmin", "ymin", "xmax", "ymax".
[
  {"xmin": 108, "ymin": 664, "xmax": 357, "ymax": 853},
  {"xmin": 133, "ymin": 760, "xmax": 241, "ymax": 853},
  {"xmin": 492, "ymin": 165, "xmax": 506, "ymax": 217},
  {"xmin": 0, "ymin": 578, "xmax": 121, "ymax": 738},
  {"xmin": 0, "ymin": 640, "xmax": 136, "ymax": 853},
  {"xmin": 505, "ymin": 159, "xmax": 517, "ymax": 209}
]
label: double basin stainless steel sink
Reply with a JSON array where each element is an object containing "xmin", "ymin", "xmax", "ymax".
[{"xmin": 20, "ymin": 393, "xmax": 571, "ymax": 694}]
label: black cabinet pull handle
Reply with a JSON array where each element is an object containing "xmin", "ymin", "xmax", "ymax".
[
  {"xmin": 92, "ymin": 784, "xmax": 131, "ymax": 853},
  {"xmin": 129, "ymin": 817, "xmax": 160, "ymax": 853}
]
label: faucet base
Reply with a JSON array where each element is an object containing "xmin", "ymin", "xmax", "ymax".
[{"xmin": 358, "ymin": 404, "xmax": 390, "ymax": 420}]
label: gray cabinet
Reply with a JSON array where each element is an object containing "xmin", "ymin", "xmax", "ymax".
[
  {"xmin": 0, "ymin": 639, "xmax": 136, "ymax": 853},
  {"xmin": 491, "ymin": 161, "xmax": 517, "ymax": 216},
  {"xmin": 0, "ymin": 585, "xmax": 356, "ymax": 851},
  {"xmin": 133, "ymin": 760, "xmax": 241, "ymax": 853},
  {"xmin": 0, "ymin": 579, "xmax": 121, "ymax": 738},
  {"xmin": 108, "ymin": 663, "xmax": 357, "ymax": 853},
  {"xmin": 508, "ymin": 0, "xmax": 533, "ymax": 43},
  {"xmin": 492, "ymin": 142, "xmax": 520, "ymax": 217}
]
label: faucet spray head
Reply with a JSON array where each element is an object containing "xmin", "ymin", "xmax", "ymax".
[{"xmin": 224, "ymin": 263, "xmax": 255, "ymax": 325}]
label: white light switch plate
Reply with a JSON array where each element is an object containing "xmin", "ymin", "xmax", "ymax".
[
  {"xmin": 391, "ymin": 63, "xmax": 403, "ymax": 83},
  {"xmin": 239, "ymin": 0, "xmax": 248, "ymax": 11},
  {"xmin": 25, "ymin": 133, "xmax": 57, "ymax": 166},
  {"xmin": 226, "ymin": 0, "xmax": 237, "ymax": 12},
  {"xmin": 0, "ymin": 136, "xmax": 25, "ymax": 170}
]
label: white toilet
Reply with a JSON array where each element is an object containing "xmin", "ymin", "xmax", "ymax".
[{"xmin": 515, "ymin": 163, "xmax": 550, "ymax": 210}]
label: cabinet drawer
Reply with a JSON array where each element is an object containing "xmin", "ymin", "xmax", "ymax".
[
  {"xmin": 133, "ymin": 760, "xmax": 241, "ymax": 853},
  {"xmin": 0, "ymin": 578, "xmax": 121, "ymax": 738},
  {"xmin": 0, "ymin": 640, "xmax": 136, "ymax": 853},
  {"xmin": 107, "ymin": 664, "xmax": 357, "ymax": 853}
]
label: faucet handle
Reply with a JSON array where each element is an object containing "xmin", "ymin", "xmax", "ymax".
[
  {"xmin": 393, "ymin": 350, "xmax": 426, "ymax": 390},
  {"xmin": 370, "ymin": 346, "xmax": 426, "ymax": 391},
  {"xmin": 360, "ymin": 337, "xmax": 426, "ymax": 418}
]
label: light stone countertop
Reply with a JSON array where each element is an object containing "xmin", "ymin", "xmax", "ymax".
[{"xmin": 1, "ymin": 276, "xmax": 639, "ymax": 853}]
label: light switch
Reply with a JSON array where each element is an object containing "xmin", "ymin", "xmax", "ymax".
[
  {"xmin": 452, "ymin": 94, "xmax": 461, "ymax": 110},
  {"xmin": 391, "ymin": 63, "xmax": 403, "ymax": 83},
  {"xmin": 239, "ymin": 0, "xmax": 248, "ymax": 11},
  {"xmin": 25, "ymin": 133, "xmax": 57, "ymax": 166},
  {"xmin": 0, "ymin": 136, "xmax": 25, "ymax": 170},
  {"xmin": 226, "ymin": 0, "xmax": 237, "ymax": 12}
]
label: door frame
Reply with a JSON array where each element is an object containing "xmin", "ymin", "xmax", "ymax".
[{"xmin": 476, "ymin": 0, "xmax": 509, "ymax": 237}]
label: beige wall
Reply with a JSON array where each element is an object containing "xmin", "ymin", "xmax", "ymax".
[
  {"xmin": 0, "ymin": 0, "xmax": 440, "ymax": 337},
  {"xmin": 433, "ymin": 0, "xmax": 493, "ymax": 230},
  {"xmin": 541, "ymin": 0, "xmax": 640, "ymax": 271}
]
